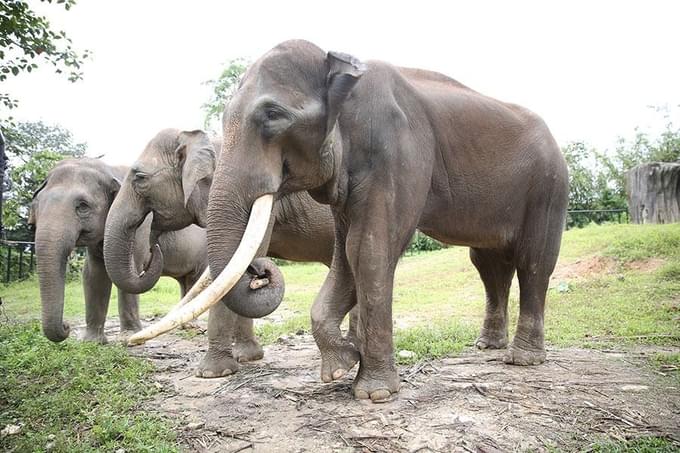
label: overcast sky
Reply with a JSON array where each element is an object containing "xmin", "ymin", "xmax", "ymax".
[{"xmin": 5, "ymin": 0, "xmax": 680, "ymax": 165}]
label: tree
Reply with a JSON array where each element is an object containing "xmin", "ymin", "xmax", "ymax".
[
  {"xmin": 201, "ymin": 58, "xmax": 248, "ymax": 132},
  {"xmin": 2, "ymin": 121, "xmax": 86, "ymax": 240},
  {"xmin": 0, "ymin": 0, "xmax": 90, "ymax": 116}
]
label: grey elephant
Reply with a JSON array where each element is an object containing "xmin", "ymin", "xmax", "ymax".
[
  {"xmin": 104, "ymin": 128, "xmax": 343, "ymax": 377},
  {"xmin": 141, "ymin": 40, "xmax": 569, "ymax": 402},
  {"xmin": 29, "ymin": 158, "xmax": 206, "ymax": 344}
]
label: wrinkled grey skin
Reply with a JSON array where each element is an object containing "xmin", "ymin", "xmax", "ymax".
[
  {"xmin": 29, "ymin": 158, "xmax": 205, "ymax": 344},
  {"xmin": 103, "ymin": 128, "xmax": 345, "ymax": 377},
  {"xmin": 206, "ymin": 40, "xmax": 569, "ymax": 401}
]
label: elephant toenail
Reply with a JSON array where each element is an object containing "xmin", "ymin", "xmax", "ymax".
[
  {"xmin": 370, "ymin": 389, "xmax": 392, "ymax": 402},
  {"xmin": 354, "ymin": 389, "xmax": 370, "ymax": 399},
  {"xmin": 332, "ymin": 369, "xmax": 346, "ymax": 380}
]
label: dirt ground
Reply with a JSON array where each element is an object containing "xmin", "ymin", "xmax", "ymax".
[{"xmin": 113, "ymin": 323, "xmax": 680, "ymax": 453}]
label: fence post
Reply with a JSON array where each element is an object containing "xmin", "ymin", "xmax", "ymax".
[
  {"xmin": 18, "ymin": 246, "xmax": 24, "ymax": 279},
  {"xmin": 29, "ymin": 244, "xmax": 34, "ymax": 274},
  {"xmin": 5, "ymin": 246, "xmax": 11, "ymax": 283}
]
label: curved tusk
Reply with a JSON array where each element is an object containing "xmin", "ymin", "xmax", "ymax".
[
  {"xmin": 128, "ymin": 194, "xmax": 274, "ymax": 345},
  {"xmin": 172, "ymin": 266, "xmax": 213, "ymax": 311}
]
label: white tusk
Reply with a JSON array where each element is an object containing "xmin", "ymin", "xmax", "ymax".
[
  {"xmin": 171, "ymin": 266, "xmax": 213, "ymax": 311},
  {"xmin": 128, "ymin": 194, "xmax": 274, "ymax": 345}
]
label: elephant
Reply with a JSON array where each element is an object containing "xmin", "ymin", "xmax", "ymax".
[
  {"xmin": 154, "ymin": 40, "xmax": 569, "ymax": 402},
  {"xmin": 103, "ymin": 128, "xmax": 342, "ymax": 377},
  {"xmin": 29, "ymin": 158, "xmax": 206, "ymax": 344}
]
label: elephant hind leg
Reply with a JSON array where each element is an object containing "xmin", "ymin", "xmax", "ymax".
[
  {"xmin": 505, "ymin": 195, "xmax": 566, "ymax": 366},
  {"xmin": 232, "ymin": 315, "xmax": 264, "ymax": 363},
  {"xmin": 469, "ymin": 248, "xmax": 515, "ymax": 350}
]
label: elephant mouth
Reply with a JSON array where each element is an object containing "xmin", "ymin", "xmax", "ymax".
[{"xmin": 128, "ymin": 194, "xmax": 277, "ymax": 345}]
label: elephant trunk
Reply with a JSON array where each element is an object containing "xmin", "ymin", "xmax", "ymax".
[
  {"xmin": 103, "ymin": 183, "xmax": 163, "ymax": 294},
  {"xmin": 206, "ymin": 168, "xmax": 283, "ymax": 318},
  {"xmin": 127, "ymin": 194, "xmax": 281, "ymax": 345},
  {"xmin": 35, "ymin": 223, "xmax": 77, "ymax": 342}
]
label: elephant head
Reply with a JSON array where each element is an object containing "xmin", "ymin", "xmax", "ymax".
[
  {"xmin": 29, "ymin": 159, "xmax": 121, "ymax": 342},
  {"xmin": 103, "ymin": 128, "xmax": 216, "ymax": 294},
  {"xmin": 137, "ymin": 41, "xmax": 364, "ymax": 327}
]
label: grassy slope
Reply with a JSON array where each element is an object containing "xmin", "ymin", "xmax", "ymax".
[{"xmin": 3, "ymin": 224, "xmax": 680, "ymax": 357}]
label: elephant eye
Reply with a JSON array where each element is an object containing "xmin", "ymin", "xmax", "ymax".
[
  {"xmin": 265, "ymin": 109, "xmax": 283, "ymax": 121},
  {"xmin": 76, "ymin": 200, "xmax": 91, "ymax": 215}
]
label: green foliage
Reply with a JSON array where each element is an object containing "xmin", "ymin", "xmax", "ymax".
[
  {"xmin": 0, "ymin": 0, "xmax": 90, "ymax": 115},
  {"xmin": 2, "ymin": 121, "xmax": 86, "ymax": 239},
  {"xmin": 201, "ymin": 58, "xmax": 248, "ymax": 131},
  {"xmin": 588, "ymin": 436, "xmax": 679, "ymax": 452},
  {"xmin": 0, "ymin": 321, "xmax": 178, "ymax": 452},
  {"xmin": 406, "ymin": 230, "xmax": 444, "ymax": 254},
  {"xmin": 562, "ymin": 107, "xmax": 680, "ymax": 229}
]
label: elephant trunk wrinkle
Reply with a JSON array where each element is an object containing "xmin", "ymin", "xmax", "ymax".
[
  {"xmin": 35, "ymin": 224, "xmax": 77, "ymax": 342},
  {"xmin": 103, "ymin": 184, "xmax": 163, "ymax": 294}
]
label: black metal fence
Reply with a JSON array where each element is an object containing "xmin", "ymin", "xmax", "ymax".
[
  {"xmin": 566, "ymin": 209, "xmax": 629, "ymax": 229},
  {"xmin": 1, "ymin": 239, "xmax": 35, "ymax": 283}
]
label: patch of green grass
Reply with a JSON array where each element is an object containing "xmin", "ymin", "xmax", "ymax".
[
  {"xmin": 256, "ymin": 314, "xmax": 310, "ymax": 345},
  {"xmin": 0, "ymin": 321, "xmax": 177, "ymax": 452},
  {"xmin": 588, "ymin": 436, "xmax": 679, "ymax": 452},
  {"xmin": 546, "ymin": 271, "xmax": 680, "ymax": 347},
  {"xmin": 394, "ymin": 321, "xmax": 478, "ymax": 364},
  {"xmin": 604, "ymin": 224, "xmax": 680, "ymax": 262},
  {"xmin": 1, "ymin": 275, "xmax": 182, "ymax": 320},
  {"xmin": 658, "ymin": 262, "xmax": 680, "ymax": 281}
]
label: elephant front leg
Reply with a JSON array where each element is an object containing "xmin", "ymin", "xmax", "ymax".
[
  {"xmin": 232, "ymin": 315, "xmax": 264, "ymax": 363},
  {"xmin": 311, "ymin": 243, "xmax": 360, "ymax": 383},
  {"xmin": 195, "ymin": 302, "xmax": 240, "ymax": 378},
  {"xmin": 82, "ymin": 252, "xmax": 112, "ymax": 344},
  {"xmin": 349, "ymin": 248, "xmax": 401, "ymax": 402},
  {"xmin": 116, "ymin": 289, "xmax": 143, "ymax": 342}
]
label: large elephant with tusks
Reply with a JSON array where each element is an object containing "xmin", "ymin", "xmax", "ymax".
[{"xmin": 137, "ymin": 40, "xmax": 569, "ymax": 402}]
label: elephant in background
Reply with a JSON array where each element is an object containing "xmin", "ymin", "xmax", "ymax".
[
  {"xmin": 29, "ymin": 158, "xmax": 205, "ymax": 344},
  {"xmin": 104, "ymin": 128, "xmax": 342, "ymax": 377},
  {"xmin": 181, "ymin": 40, "xmax": 568, "ymax": 401}
]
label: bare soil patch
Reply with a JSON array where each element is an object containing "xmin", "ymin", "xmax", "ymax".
[
  {"xmin": 126, "ymin": 328, "xmax": 680, "ymax": 452},
  {"xmin": 551, "ymin": 255, "xmax": 665, "ymax": 283}
]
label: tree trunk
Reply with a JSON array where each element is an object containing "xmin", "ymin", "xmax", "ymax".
[
  {"xmin": 625, "ymin": 162, "xmax": 680, "ymax": 224},
  {"xmin": 0, "ymin": 129, "xmax": 6, "ymax": 239}
]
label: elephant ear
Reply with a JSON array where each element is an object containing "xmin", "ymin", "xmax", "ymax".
[
  {"xmin": 177, "ymin": 130, "xmax": 216, "ymax": 208},
  {"xmin": 325, "ymin": 51, "xmax": 366, "ymax": 134},
  {"xmin": 28, "ymin": 178, "xmax": 49, "ymax": 226}
]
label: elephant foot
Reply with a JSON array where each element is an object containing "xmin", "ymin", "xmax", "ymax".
[
  {"xmin": 233, "ymin": 339, "xmax": 264, "ymax": 363},
  {"xmin": 475, "ymin": 329, "xmax": 508, "ymax": 350},
  {"xmin": 195, "ymin": 349, "xmax": 240, "ymax": 378},
  {"xmin": 117, "ymin": 329, "xmax": 139, "ymax": 345},
  {"xmin": 352, "ymin": 365, "xmax": 400, "ymax": 402},
  {"xmin": 503, "ymin": 338, "xmax": 546, "ymax": 366},
  {"xmin": 120, "ymin": 320, "xmax": 143, "ymax": 333},
  {"xmin": 83, "ymin": 328, "xmax": 107, "ymax": 344},
  {"xmin": 320, "ymin": 341, "xmax": 360, "ymax": 383}
]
